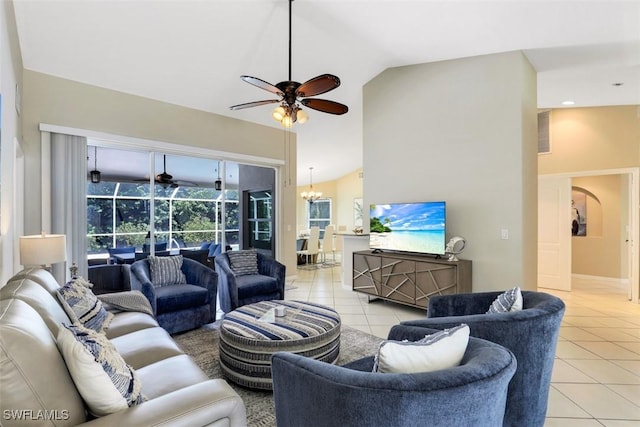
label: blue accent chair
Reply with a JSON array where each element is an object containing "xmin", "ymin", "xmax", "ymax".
[
  {"xmin": 129, "ymin": 257, "xmax": 218, "ymax": 334},
  {"xmin": 272, "ymin": 330, "xmax": 517, "ymax": 427},
  {"xmin": 142, "ymin": 242, "xmax": 168, "ymax": 253},
  {"xmin": 399, "ymin": 291, "xmax": 565, "ymax": 427},
  {"xmin": 214, "ymin": 252, "xmax": 286, "ymax": 313},
  {"xmin": 107, "ymin": 246, "xmax": 135, "ymax": 264},
  {"xmin": 87, "ymin": 264, "xmax": 131, "ymax": 295}
]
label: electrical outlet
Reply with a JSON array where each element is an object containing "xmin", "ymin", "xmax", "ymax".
[{"xmin": 501, "ymin": 229, "xmax": 509, "ymax": 240}]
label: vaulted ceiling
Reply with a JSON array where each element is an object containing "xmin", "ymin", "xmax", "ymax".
[{"xmin": 12, "ymin": 0, "xmax": 640, "ymax": 184}]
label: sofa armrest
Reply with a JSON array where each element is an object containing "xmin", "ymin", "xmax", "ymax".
[
  {"xmin": 182, "ymin": 258, "xmax": 217, "ymax": 291},
  {"xmin": 215, "ymin": 255, "xmax": 238, "ymax": 312},
  {"xmin": 77, "ymin": 380, "xmax": 246, "ymax": 427},
  {"xmin": 129, "ymin": 264, "xmax": 157, "ymax": 315},
  {"xmin": 257, "ymin": 254, "xmax": 286, "ymax": 298}
]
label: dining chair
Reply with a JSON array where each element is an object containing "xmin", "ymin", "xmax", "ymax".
[
  {"xmin": 319, "ymin": 225, "xmax": 336, "ymax": 265},
  {"xmin": 297, "ymin": 226, "xmax": 320, "ymax": 268}
]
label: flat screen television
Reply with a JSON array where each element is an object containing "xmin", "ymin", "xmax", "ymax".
[{"xmin": 369, "ymin": 201, "xmax": 446, "ymax": 256}]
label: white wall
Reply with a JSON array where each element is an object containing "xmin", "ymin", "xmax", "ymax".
[
  {"xmin": 0, "ymin": 1, "xmax": 24, "ymax": 284},
  {"xmin": 363, "ymin": 51, "xmax": 538, "ymax": 292}
]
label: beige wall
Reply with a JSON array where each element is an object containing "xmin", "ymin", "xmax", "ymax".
[
  {"xmin": 18, "ymin": 70, "xmax": 299, "ymax": 276},
  {"xmin": 572, "ymin": 175, "xmax": 624, "ymax": 278},
  {"xmin": 539, "ymin": 106, "xmax": 640, "ymax": 281},
  {"xmin": 363, "ymin": 51, "xmax": 538, "ymax": 292},
  {"xmin": 295, "ymin": 168, "xmax": 363, "ymax": 235},
  {"xmin": 538, "ymin": 106, "xmax": 640, "ymax": 175}
]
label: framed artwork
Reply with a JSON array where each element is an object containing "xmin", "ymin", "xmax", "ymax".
[
  {"xmin": 571, "ymin": 190, "xmax": 587, "ymax": 236},
  {"xmin": 354, "ymin": 198, "xmax": 363, "ymax": 227}
]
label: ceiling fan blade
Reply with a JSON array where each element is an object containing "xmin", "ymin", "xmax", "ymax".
[
  {"xmin": 240, "ymin": 76, "xmax": 283, "ymax": 95},
  {"xmin": 301, "ymin": 98, "xmax": 349, "ymax": 115},
  {"xmin": 230, "ymin": 99, "xmax": 280, "ymax": 110},
  {"xmin": 296, "ymin": 74, "xmax": 341, "ymax": 98}
]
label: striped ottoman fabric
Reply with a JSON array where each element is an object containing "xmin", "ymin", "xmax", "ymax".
[{"xmin": 219, "ymin": 300, "xmax": 341, "ymax": 390}]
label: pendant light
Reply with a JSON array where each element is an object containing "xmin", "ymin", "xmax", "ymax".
[
  {"xmin": 300, "ymin": 167, "xmax": 322, "ymax": 204},
  {"xmin": 90, "ymin": 146, "xmax": 101, "ymax": 183},
  {"xmin": 215, "ymin": 161, "xmax": 222, "ymax": 191}
]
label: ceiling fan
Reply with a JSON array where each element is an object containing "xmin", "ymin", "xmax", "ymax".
[
  {"xmin": 230, "ymin": 0, "xmax": 348, "ymax": 127},
  {"xmin": 137, "ymin": 155, "xmax": 196, "ymax": 189}
]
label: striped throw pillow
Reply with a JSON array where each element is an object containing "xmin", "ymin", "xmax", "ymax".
[
  {"xmin": 148, "ymin": 255, "xmax": 187, "ymax": 287},
  {"xmin": 486, "ymin": 286, "xmax": 523, "ymax": 313},
  {"xmin": 57, "ymin": 323, "xmax": 144, "ymax": 416},
  {"xmin": 57, "ymin": 277, "xmax": 113, "ymax": 333},
  {"xmin": 228, "ymin": 249, "xmax": 259, "ymax": 276}
]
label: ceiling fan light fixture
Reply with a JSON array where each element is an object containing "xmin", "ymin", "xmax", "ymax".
[
  {"xmin": 281, "ymin": 113, "xmax": 294, "ymax": 128},
  {"xmin": 296, "ymin": 108, "xmax": 308, "ymax": 124},
  {"xmin": 230, "ymin": 0, "xmax": 347, "ymax": 126},
  {"xmin": 272, "ymin": 105, "xmax": 286, "ymax": 121}
]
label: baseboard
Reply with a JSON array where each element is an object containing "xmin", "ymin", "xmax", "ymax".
[{"xmin": 572, "ymin": 274, "xmax": 629, "ymax": 286}]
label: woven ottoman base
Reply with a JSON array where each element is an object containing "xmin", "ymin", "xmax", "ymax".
[{"xmin": 219, "ymin": 300, "xmax": 341, "ymax": 390}]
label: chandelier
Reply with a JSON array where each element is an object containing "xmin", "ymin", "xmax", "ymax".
[{"xmin": 300, "ymin": 167, "xmax": 322, "ymax": 203}]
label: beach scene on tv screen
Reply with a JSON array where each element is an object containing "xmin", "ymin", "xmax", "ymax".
[{"xmin": 370, "ymin": 202, "xmax": 446, "ymax": 254}]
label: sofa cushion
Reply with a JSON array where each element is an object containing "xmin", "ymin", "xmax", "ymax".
[
  {"xmin": 148, "ymin": 255, "xmax": 187, "ymax": 287},
  {"xmin": 110, "ymin": 327, "xmax": 184, "ymax": 369},
  {"xmin": 486, "ymin": 286, "xmax": 523, "ymax": 313},
  {"xmin": 105, "ymin": 311, "xmax": 160, "ymax": 340},
  {"xmin": 373, "ymin": 324, "xmax": 469, "ymax": 374},
  {"xmin": 236, "ymin": 274, "xmax": 279, "ymax": 299},
  {"xmin": 56, "ymin": 276, "xmax": 113, "ymax": 333},
  {"xmin": 56, "ymin": 323, "xmax": 144, "ymax": 417},
  {"xmin": 154, "ymin": 284, "xmax": 209, "ymax": 314},
  {"xmin": 136, "ymin": 354, "xmax": 210, "ymax": 400},
  {"xmin": 227, "ymin": 250, "xmax": 259, "ymax": 276}
]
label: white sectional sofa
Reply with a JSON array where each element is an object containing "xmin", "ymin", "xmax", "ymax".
[{"xmin": 0, "ymin": 267, "xmax": 247, "ymax": 426}]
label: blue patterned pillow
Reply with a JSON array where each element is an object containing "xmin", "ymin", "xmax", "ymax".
[
  {"xmin": 486, "ymin": 286, "xmax": 523, "ymax": 313},
  {"xmin": 148, "ymin": 255, "xmax": 187, "ymax": 287},
  {"xmin": 56, "ymin": 277, "xmax": 113, "ymax": 333},
  {"xmin": 56, "ymin": 323, "xmax": 144, "ymax": 416},
  {"xmin": 227, "ymin": 249, "xmax": 259, "ymax": 276}
]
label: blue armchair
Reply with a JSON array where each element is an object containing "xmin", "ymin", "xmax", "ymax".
[
  {"xmin": 272, "ymin": 331, "xmax": 517, "ymax": 427},
  {"xmin": 87, "ymin": 264, "xmax": 131, "ymax": 295},
  {"xmin": 214, "ymin": 251, "xmax": 286, "ymax": 313},
  {"xmin": 129, "ymin": 257, "xmax": 218, "ymax": 334},
  {"xmin": 107, "ymin": 246, "xmax": 135, "ymax": 264},
  {"xmin": 399, "ymin": 291, "xmax": 565, "ymax": 427}
]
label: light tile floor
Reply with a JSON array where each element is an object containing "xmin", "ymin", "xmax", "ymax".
[{"xmin": 283, "ymin": 263, "xmax": 640, "ymax": 426}]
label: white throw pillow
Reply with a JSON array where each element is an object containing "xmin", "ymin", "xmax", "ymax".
[
  {"xmin": 56, "ymin": 323, "xmax": 144, "ymax": 416},
  {"xmin": 487, "ymin": 286, "xmax": 523, "ymax": 313},
  {"xmin": 373, "ymin": 324, "xmax": 470, "ymax": 374}
]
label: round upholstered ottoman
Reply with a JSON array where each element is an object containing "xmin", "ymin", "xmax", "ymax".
[{"xmin": 219, "ymin": 300, "xmax": 341, "ymax": 390}]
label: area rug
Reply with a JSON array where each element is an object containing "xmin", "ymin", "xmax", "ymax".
[{"xmin": 172, "ymin": 324, "xmax": 384, "ymax": 427}]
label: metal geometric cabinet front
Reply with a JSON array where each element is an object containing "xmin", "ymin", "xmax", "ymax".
[{"xmin": 353, "ymin": 251, "xmax": 472, "ymax": 309}]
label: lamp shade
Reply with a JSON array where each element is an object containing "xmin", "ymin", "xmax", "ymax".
[{"xmin": 19, "ymin": 234, "xmax": 67, "ymax": 266}]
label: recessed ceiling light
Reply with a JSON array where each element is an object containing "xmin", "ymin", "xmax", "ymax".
[{"xmin": 561, "ymin": 100, "xmax": 575, "ymax": 106}]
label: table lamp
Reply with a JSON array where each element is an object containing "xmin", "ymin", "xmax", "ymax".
[{"xmin": 19, "ymin": 233, "xmax": 67, "ymax": 271}]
